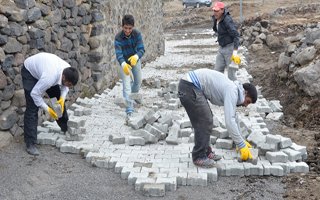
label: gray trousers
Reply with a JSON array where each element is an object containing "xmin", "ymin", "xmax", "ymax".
[
  {"xmin": 178, "ymin": 79, "xmax": 213, "ymax": 161},
  {"xmin": 214, "ymin": 43, "xmax": 235, "ymax": 80}
]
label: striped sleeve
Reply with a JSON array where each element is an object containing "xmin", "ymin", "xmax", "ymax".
[
  {"xmin": 114, "ymin": 37, "xmax": 126, "ymax": 65},
  {"xmin": 188, "ymin": 71, "xmax": 202, "ymax": 90}
]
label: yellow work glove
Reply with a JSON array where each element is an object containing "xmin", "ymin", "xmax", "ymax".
[
  {"xmin": 245, "ymin": 140, "xmax": 252, "ymax": 148},
  {"xmin": 128, "ymin": 54, "xmax": 139, "ymax": 66},
  {"xmin": 56, "ymin": 97, "xmax": 65, "ymax": 113},
  {"xmin": 231, "ymin": 50, "xmax": 241, "ymax": 65},
  {"xmin": 47, "ymin": 107, "xmax": 58, "ymax": 120},
  {"xmin": 236, "ymin": 140, "xmax": 252, "ymax": 152},
  {"xmin": 239, "ymin": 144, "xmax": 253, "ymax": 161},
  {"xmin": 121, "ymin": 62, "xmax": 132, "ymax": 76}
]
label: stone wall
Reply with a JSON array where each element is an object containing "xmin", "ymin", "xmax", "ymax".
[{"xmin": 0, "ymin": 0, "xmax": 165, "ymax": 137}]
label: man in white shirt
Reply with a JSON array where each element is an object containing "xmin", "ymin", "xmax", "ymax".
[{"xmin": 22, "ymin": 52, "xmax": 79, "ymax": 156}]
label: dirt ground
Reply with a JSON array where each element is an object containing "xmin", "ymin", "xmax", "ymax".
[
  {"xmin": 164, "ymin": 0, "xmax": 320, "ymax": 199},
  {"xmin": 1, "ymin": 140, "xmax": 286, "ymax": 200}
]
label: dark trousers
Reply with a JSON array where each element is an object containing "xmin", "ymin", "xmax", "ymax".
[
  {"xmin": 178, "ymin": 79, "xmax": 213, "ymax": 161},
  {"xmin": 21, "ymin": 66, "xmax": 68, "ymax": 146}
]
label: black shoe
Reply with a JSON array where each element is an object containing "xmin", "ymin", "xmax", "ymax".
[
  {"xmin": 207, "ymin": 152, "xmax": 222, "ymax": 161},
  {"xmin": 207, "ymin": 146, "xmax": 222, "ymax": 161},
  {"xmin": 26, "ymin": 144, "xmax": 40, "ymax": 156},
  {"xmin": 193, "ymin": 157, "xmax": 216, "ymax": 168}
]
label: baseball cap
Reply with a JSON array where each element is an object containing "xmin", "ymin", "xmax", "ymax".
[{"xmin": 212, "ymin": 2, "xmax": 225, "ymax": 11}]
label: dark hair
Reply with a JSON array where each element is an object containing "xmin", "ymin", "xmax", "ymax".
[
  {"xmin": 243, "ymin": 83, "xmax": 258, "ymax": 103},
  {"xmin": 63, "ymin": 67, "xmax": 79, "ymax": 86},
  {"xmin": 122, "ymin": 14, "xmax": 135, "ymax": 26}
]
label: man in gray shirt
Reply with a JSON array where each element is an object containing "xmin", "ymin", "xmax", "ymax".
[
  {"xmin": 22, "ymin": 52, "xmax": 79, "ymax": 156},
  {"xmin": 178, "ymin": 68, "xmax": 257, "ymax": 168}
]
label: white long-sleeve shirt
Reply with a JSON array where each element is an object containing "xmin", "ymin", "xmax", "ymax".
[
  {"xmin": 24, "ymin": 52, "xmax": 70, "ymax": 110},
  {"xmin": 188, "ymin": 68, "xmax": 246, "ymax": 148}
]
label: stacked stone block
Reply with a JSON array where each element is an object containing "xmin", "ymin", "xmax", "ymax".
[
  {"xmin": 66, "ymin": 117, "xmax": 86, "ymax": 141},
  {"xmin": 142, "ymin": 184, "xmax": 166, "ymax": 197},
  {"xmin": 37, "ymin": 131, "xmax": 60, "ymax": 146},
  {"xmin": 37, "ymin": 122, "xmax": 67, "ymax": 146},
  {"xmin": 109, "ymin": 134, "xmax": 125, "ymax": 145},
  {"xmin": 155, "ymin": 82, "xmax": 181, "ymax": 110},
  {"xmin": 49, "ymin": 98, "xmax": 62, "ymax": 118}
]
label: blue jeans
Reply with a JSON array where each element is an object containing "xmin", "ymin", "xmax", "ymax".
[
  {"xmin": 178, "ymin": 79, "xmax": 213, "ymax": 161},
  {"xmin": 214, "ymin": 43, "xmax": 234, "ymax": 80},
  {"xmin": 120, "ymin": 60, "xmax": 142, "ymax": 114}
]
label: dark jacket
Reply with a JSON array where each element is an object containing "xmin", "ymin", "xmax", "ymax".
[{"xmin": 212, "ymin": 10, "xmax": 240, "ymax": 49}]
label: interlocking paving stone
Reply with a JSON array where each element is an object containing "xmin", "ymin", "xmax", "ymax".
[
  {"xmin": 37, "ymin": 132, "xmax": 59, "ymax": 145},
  {"xmin": 187, "ymin": 172, "xmax": 208, "ymax": 186},
  {"xmin": 270, "ymin": 165, "xmax": 284, "ymax": 176},
  {"xmin": 266, "ymin": 151, "xmax": 289, "ymax": 163},
  {"xmin": 121, "ymin": 167, "xmax": 141, "ymax": 179},
  {"xmin": 155, "ymin": 177, "xmax": 177, "ymax": 191},
  {"xmin": 273, "ymin": 163, "xmax": 290, "ymax": 175},
  {"xmin": 198, "ymin": 168, "xmax": 218, "ymax": 182},
  {"xmin": 168, "ymin": 172, "xmax": 188, "ymax": 186},
  {"xmin": 243, "ymin": 162, "xmax": 264, "ymax": 176},
  {"xmin": 290, "ymin": 142, "xmax": 307, "ymax": 154},
  {"xmin": 128, "ymin": 172, "xmax": 149, "ymax": 185},
  {"xmin": 226, "ymin": 162, "xmax": 245, "ymax": 177},
  {"xmin": 279, "ymin": 136, "xmax": 293, "ymax": 148},
  {"xmin": 260, "ymin": 160, "xmax": 272, "ymax": 175},
  {"xmin": 135, "ymin": 177, "xmax": 156, "ymax": 191},
  {"xmin": 281, "ymin": 148, "xmax": 302, "ymax": 161},
  {"xmin": 290, "ymin": 162, "xmax": 309, "ymax": 173},
  {"xmin": 142, "ymin": 183, "xmax": 166, "ymax": 197}
]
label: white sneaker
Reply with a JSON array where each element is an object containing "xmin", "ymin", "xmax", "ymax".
[{"xmin": 125, "ymin": 113, "xmax": 133, "ymax": 124}]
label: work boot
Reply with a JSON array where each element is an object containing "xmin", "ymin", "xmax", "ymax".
[
  {"xmin": 207, "ymin": 146, "xmax": 222, "ymax": 161},
  {"xmin": 193, "ymin": 157, "xmax": 215, "ymax": 168},
  {"xmin": 207, "ymin": 152, "xmax": 222, "ymax": 161},
  {"xmin": 26, "ymin": 144, "xmax": 40, "ymax": 156}
]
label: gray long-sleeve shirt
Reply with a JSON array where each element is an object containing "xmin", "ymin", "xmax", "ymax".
[{"xmin": 188, "ymin": 68, "xmax": 246, "ymax": 148}]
